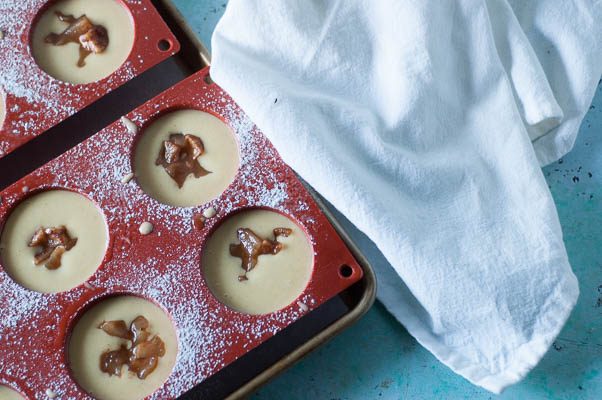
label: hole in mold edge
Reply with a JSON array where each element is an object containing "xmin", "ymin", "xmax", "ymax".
[
  {"xmin": 339, "ymin": 264, "xmax": 354, "ymax": 278},
  {"xmin": 158, "ymin": 39, "xmax": 172, "ymax": 52}
]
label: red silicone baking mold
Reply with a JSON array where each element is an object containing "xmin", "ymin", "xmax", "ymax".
[
  {"xmin": 0, "ymin": 0, "xmax": 180, "ymax": 159},
  {"xmin": 0, "ymin": 67, "xmax": 363, "ymax": 399}
]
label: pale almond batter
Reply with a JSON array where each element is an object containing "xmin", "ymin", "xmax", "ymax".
[
  {"xmin": 0, "ymin": 190, "xmax": 108, "ymax": 293},
  {"xmin": 134, "ymin": 110, "xmax": 240, "ymax": 207},
  {"xmin": 69, "ymin": 296, "xmax": 178, "ymax": 400},
  {"xmin": 203, "ymin": 210, "xmax": 314, "ymax": 315},
  {"xmin": 31, "ymin": 0, "xmax": 134, "ymax": 84},
  {"xmin": 0, "ymin": 385, "xmax": 25, "ymax": 400}
]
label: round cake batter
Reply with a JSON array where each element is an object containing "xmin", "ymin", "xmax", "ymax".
[
  {"xmin": 0, "ymin": 385, "xmax": 25, "ymax": 400},
  {"xmin": 69, "ymin": 296, "xmax": 178, "ymax": 400},
  {"xmin": 203, "ymin": 209, "xmax": 314, "ymax": 315},
  {"xmin": 134, "ymin": 109, "xmax": 240, "ymax": 207},
  {"xmin": 0, "ymin": 190, "xmax": 108, "ymax": 293},
  {"xmin": 31, "ymin": 0, "xmax": 135, "ymax": 84}
]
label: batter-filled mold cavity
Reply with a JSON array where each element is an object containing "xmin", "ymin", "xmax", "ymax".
[
  {"xmin": 0, "ymin": 189, "xmax": 108, "ymax": 293},
  {"xmin": 30, "ymin": 0, "xmax": 135, "ymax": 84},
  {"xmin": 68, "ymin": 295, "xmax": 178, "ymax": 400},
  {"xmin": 0, "ymin": 385, "xmax": 26, "ymax": 400},
  {"xmin": 134, "ymin": 109, "xmax": 240, "ymax": 207},
  {"xmin": 203, "ymin": 209, "xmax": 314, "ymax": 315}
]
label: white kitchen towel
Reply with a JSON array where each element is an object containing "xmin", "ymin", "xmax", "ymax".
[{"xmin": 210, "ymin": 0, "xmax": 601, "ymax": 393}]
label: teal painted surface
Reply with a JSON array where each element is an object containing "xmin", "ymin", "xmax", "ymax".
[{"xmin": 173, "ymin": 1, "xmax": 602, "ymax": 398}]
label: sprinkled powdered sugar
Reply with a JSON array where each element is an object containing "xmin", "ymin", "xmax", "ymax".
[
  {"xmin": 0, "ymin": 278, "xmax": 49, "ymax": 331},
  {"xmin": 0, "ymin": 0, "xmax": 128, "ymax": 139},
  {"xmin": 0, "ymin": 0, "xmax": 72, "ymax": 108},
  {"xmin": 0, "ymin": 73, "xmax": 357, "ymax": 398},
  {"xmin": 0, "ymin": 0, "xmax": 174, "ymax": 157}
]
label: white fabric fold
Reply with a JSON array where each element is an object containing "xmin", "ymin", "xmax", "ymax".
[
  {"xmin": 486, "ymin": 0, "xmax": 564, "ymax": 142},
  {"xmin": 508, "ymin": 0, "xmax": 602, "ymax": 165},
  {"xmin": 210, "ymin": 0, "xmax": 601, "ymax": 393}
]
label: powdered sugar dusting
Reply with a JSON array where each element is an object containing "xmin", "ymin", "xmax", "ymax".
[
  {"xmin": 0, "ymin": 0, "xmax": 76, "ymax": 112},
  {"xmin": 0, "ymin": 277, "xmax": 49, "ymax": 331},
  {"xmin": 0, "ymin": 0, "xmax": 178, "ymax": 157},
  {"xmin": 0, "ymin": 71, "xmax": 361, "ymax": 398}
]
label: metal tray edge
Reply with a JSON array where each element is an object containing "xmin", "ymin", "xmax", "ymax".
[{"xmin": 157, "ymin": 0, "xmax": 212, "ymax": 67}]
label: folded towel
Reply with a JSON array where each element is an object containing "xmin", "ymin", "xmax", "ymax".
[{"xmin": 211, "ymin": 0, "xmax": 601, "ymax": 393}]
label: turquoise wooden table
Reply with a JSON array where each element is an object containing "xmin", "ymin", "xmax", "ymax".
[{"xmin": 172, "ymin": 1, "xmax": 602, "ymax": 398}]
